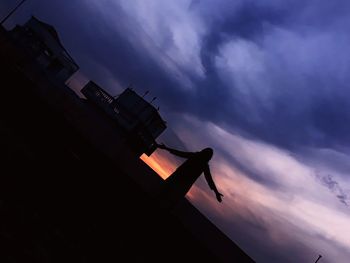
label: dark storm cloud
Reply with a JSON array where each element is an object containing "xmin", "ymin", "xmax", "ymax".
[
  {"xmin": 3, "ymin": 0, "xmax": 350, "ymax": 151},
  {"xmin": 77, "ymin": 0, "xmax": 350, "ymax": 152},
  {"xmin": 197, "ymin": 1, "xmax": 350, "ymax": 150}
]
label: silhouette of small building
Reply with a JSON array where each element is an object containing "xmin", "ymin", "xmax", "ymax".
[
  {"xmin": 81, "ymin": 81, "xmax": 166, "ymax": 156},
  {"xmin": 10, "ymin": 16, "xmax": 78, "ymax": 82}
]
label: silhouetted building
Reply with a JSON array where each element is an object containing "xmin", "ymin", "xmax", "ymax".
[
  {"xmin": 10, "ymin": 16, "xmax": 78, "ymax": 82},
  {"xmin": 81, "ymin": 81, "xmax": 166, "ymax": 156}
]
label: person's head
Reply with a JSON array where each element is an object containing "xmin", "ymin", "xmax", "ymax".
[{"xmin": 200, "ymin": 147, "xmax": 214, "ymax": 162}]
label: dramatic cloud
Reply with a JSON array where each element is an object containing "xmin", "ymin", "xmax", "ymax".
[
  {"xmin": 3, "ymin": 0, "xmax": 350, "ymax": 261},
  {"xmin": 214, "ymin": 24, "xmax": 350, "ymax": 149},
  {"xmin": 174, "ymin": 116, "xmax": 350, "ymax": 262}
]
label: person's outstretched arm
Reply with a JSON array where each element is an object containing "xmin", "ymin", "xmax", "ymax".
[
  {"xmin": 157, "ymin": 143, "xmax": 195, "ymax": 158},
  {"xmin": 204, "ymin": 164, "xmax": 224, "ymax": 202}
]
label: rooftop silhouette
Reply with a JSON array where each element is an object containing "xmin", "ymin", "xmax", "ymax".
[
  {"xmin": 10, "ymin": 16, "xmax": 78, "ymax": 83},
  {"xmin": 82, "ymin": 81, "xmax": 166, "ymax": 156}
]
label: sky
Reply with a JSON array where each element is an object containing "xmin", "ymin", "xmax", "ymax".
[{"xmin": 2, "ymin": 0, "xmax": 350, "ymax": 262}]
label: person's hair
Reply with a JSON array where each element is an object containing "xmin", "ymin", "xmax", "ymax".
[{"xmin": 200, "ymin": 148, "xmax": 214, "ymax": 161}]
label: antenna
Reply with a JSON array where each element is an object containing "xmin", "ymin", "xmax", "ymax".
[
  {"xmin": 315, "ymin": 255, "xmax": 322, "ymax": 263},
  {"xmin": 142, "ymin": 90, "xmax": 149, "ymax": 98},
  {"xmin": 150, "ymin": 97, "xmax": 157, "ymax": 104},
  {"xmin": 1, "ymin": 0, "xmax": 28, "ymax": 25}
]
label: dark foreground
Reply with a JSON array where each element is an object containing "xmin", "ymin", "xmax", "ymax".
[
  {"xmin": 0, "ymin": 61, "xmax": 222, "ymax": 263},
  {"xmin": 0, "ymin": 26, "xmax": 254, "ymax": 263}
]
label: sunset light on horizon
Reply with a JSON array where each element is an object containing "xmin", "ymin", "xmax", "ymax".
[{"xmin": 140, "ymin": 151, "xmax": 177, "ymax": 180}]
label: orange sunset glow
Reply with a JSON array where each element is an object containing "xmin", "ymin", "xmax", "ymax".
[{"xmin": 140, "ymin": 151, "xmax": 178, "ymax": 179}]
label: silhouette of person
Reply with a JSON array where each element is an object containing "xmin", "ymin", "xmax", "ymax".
[{"xmin": 156, "ymin": 143, "xmax": 223, "ymax": 208}]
